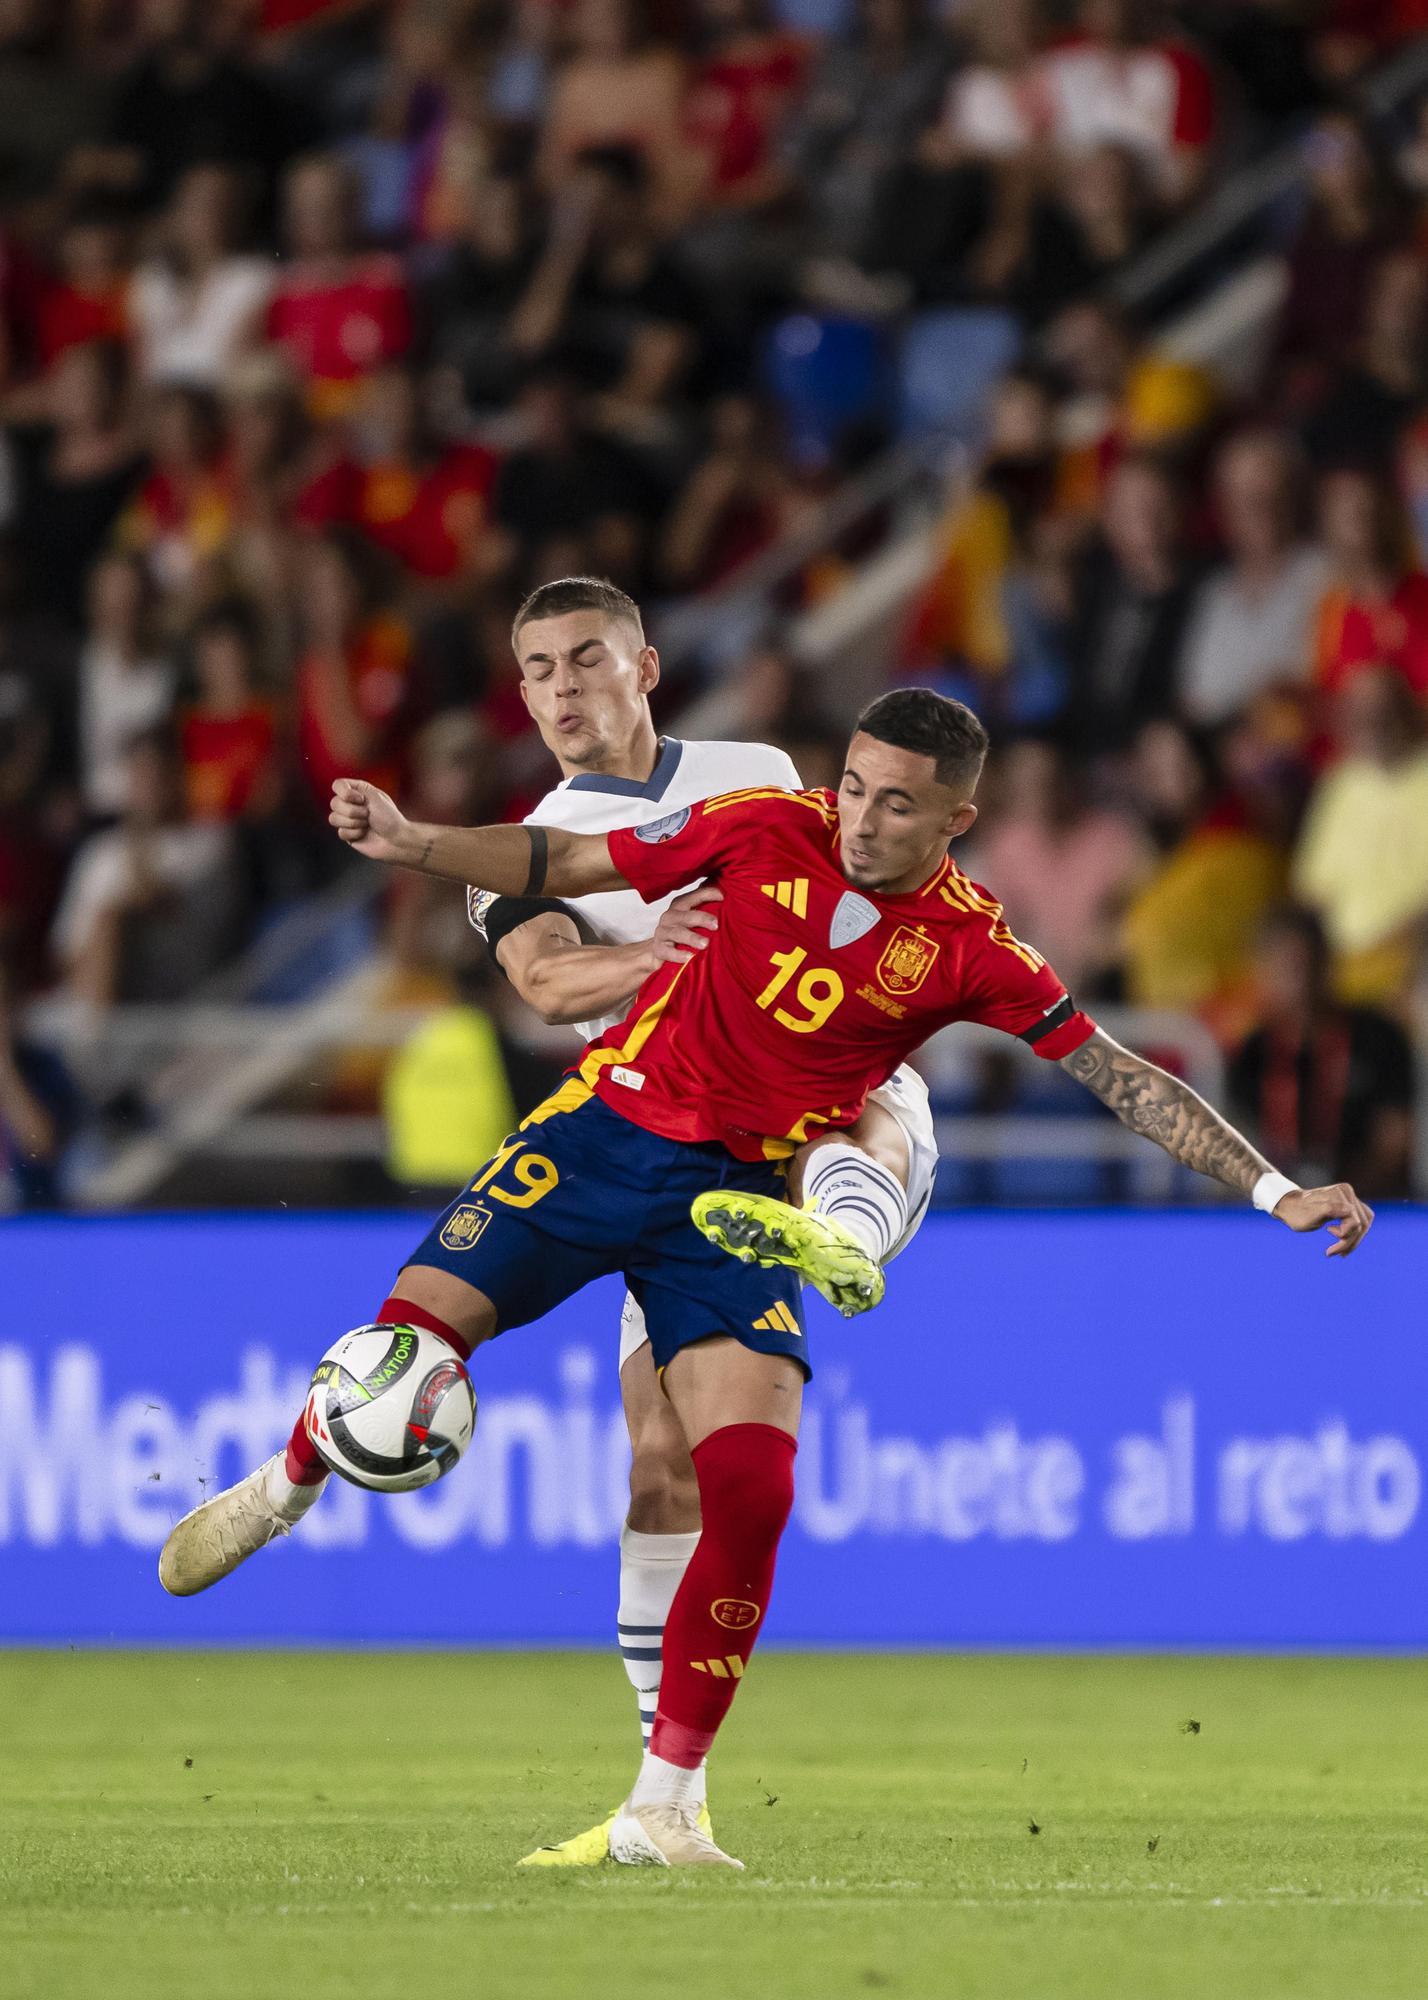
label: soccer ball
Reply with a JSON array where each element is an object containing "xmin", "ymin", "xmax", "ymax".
[{"xmin": 302, "ymin": 1323, "xmax": 477, "ymax": 1493}]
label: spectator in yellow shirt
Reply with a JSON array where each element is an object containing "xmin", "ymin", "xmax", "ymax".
[
  {"xmin": 383, "ymin": 960, "xmax": 518, "ymax": 1199},
  {"xmin": 1292, "ymin": 666, "xmax": 1428, "ymax": 1004},
  {"xmin": 1121, "ymin": 719, "xmax": 1287, "ymax": 1012}
]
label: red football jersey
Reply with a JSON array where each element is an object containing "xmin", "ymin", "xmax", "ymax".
[{"xmin": 575, "ymin": 786, "xmax": 1095, "ymax": 1162}]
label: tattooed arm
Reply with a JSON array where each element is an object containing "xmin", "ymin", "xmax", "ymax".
[{"xmin": 1061, "ymin": 1028, "xmax": 1375, "ymax": 1257}]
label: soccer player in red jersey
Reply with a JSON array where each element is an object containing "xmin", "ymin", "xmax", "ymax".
[
  {"xmin": 161, "ymin": 683, "xmax": 1373, "ymax": 1870},
  {"xmin": 331, "ymin": 690, "xmax": 1370, "ymax": 1266}
]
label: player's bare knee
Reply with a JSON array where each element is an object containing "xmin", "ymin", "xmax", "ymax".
[{"xmin": 387, "ymin": 1263, "xmax": 498, "ymax": 1351}]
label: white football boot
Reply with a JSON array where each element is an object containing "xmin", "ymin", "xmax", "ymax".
[
  {"xmin": 158, "ymin": 1454, "xmax": 312, "ymax": 1596},
  {"xmin": 608, "ymin": 1801, "xmax": 744, "ymax": 1869}
]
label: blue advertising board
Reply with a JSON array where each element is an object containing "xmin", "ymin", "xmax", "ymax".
[{"xmin": 2, "ymin": 1210, "xmax": 1423, "ymax": 1649}]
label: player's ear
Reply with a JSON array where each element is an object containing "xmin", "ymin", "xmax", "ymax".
[
  {"xmin": 948, "ymin": 801, "xmax": 978, "ymax": 841},
  {"xmin": 518, "ymin": 677, "xmax": 532, "ymax": 714},
  {"xmin": 637, "ymin": 645, "xmax": 660, "ymax": 695}
]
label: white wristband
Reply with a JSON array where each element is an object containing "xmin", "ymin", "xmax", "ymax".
[{"xmin": 1252, "ymin": 1170, "xmax": 1300, "ymax": 1216}]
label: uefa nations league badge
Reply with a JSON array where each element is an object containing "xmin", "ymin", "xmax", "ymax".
[
  {"xmin": 829, "ymin": 891, "xmax": 880, "ymax": 949},
  {"xmin": 635, "ymin": 807, "xmax": 691, "ymax": 843}
]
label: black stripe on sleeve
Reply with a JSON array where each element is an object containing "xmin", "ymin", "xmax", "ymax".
[
  {"xmin": 1018, "ymin": 994, "xmax": 1077, "ymax": 1046},
  {"xmin": 523, "ymin": 825, "xmax": 549, "ymax": 897}
]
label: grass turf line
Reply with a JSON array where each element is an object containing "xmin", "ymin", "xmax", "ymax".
[{"xmin": 1, "ymin": 1652, "xmax": 1424, "ymax": 2000}]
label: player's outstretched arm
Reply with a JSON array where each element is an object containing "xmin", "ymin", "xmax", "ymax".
[
  {"xmin": 329, "ymin": 778, "xmax": 626, "ymax": 898},
  {"xmin": 1060, "ymin": 1028, "xmax": 1375, "ymax": 1257}
]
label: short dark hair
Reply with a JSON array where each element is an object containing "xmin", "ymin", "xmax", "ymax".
[
  {"xmin": 511, "ymin": 575, "xmax": 645, "ymax": 648},
  {"xmin": 854, "ymin": 687, "xmax": 989, "ymax": 793}
]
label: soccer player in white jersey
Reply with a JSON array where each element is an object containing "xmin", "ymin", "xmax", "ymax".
[{"xmin": 468, "ymin": 576, "xmax": 939, "ymax": 1865}]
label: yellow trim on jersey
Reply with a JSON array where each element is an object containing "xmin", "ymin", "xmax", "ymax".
[
  {"xmin": 520, "ymin": 965, "xmax": 690, "ymax": 1129},
  {"xmin": 939, "ymin": 870, "xmax": 1046, "ymax": 972},
  {"xmin": 761, "ymin": 1103, "xmax": 845, "ymax": 1161},
  {"xmin": 703, "ymin": 786, "xmax": 837, "ymax": 822},
  {"xmin": 519, "ymin": 1075, "xmax": 594, "ymax": 1129},
  {"xmin": 946, "ymin": 864, "xmax": 1000, "ymax": 914},
  {"xmin": 574, "ymin": 961, "xmax": 690, "ymax": 1093}
]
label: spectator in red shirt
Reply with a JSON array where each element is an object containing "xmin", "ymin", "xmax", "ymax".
[
  {"xmin": 121, "ymin": 384, "xmax": 233, "ymax": 603},
  {"xmin": 294, "ymin": 530, "xmax": 413, "ymax": 807},
  {"xmin": 683, "ymin": 0, "xmax": 808, "ymax": 214},
  {"xmin": 346, "ymin": 364, "xmax": 498, "ymax": 585},
  {"xmin": 35, "ymin": 202, "xmax": 130, "ymax": 369},
  {"xmin": 1313, "ymin": 464, "xmax": 1428, "ymax": 699},
  {"xmin": 223, "ymin": 353, "xmax": 355, "ymax": 546},
  {"xmin": 180, "ymin": 601, "xmax": 278, "ymax": 822},
  {"xmin": 265, "ymin": 153, "xmax": 413, "ymax": 420},
  {"xmin": 208, "ymin": 354, "xmax": 359, "ymax": 618}
]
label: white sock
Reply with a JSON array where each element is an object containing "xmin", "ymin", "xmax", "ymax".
[
  {"xmin": 629, "ymin": 1748, "xmax": 703, "ymax": 1810},
  {"xmin": 261, "ymin": 1453, "xmax": 326, "ymax": 1523},
  {"xmin": 619, "ymin": 1524, "xmax": 700, "ymax": 1760},
  {"xmin": 802, "ymin": 1143, "xmax": 908, "ymax": 1262}
]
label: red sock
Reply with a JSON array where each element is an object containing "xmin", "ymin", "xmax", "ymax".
[
  {"xmin": 283, "ymin": 1295, "xmax": 471, "ymax": 1486},
  {"xmin": 649, "ymin": 1422, "xmax": 796, "ymax": 1769}
]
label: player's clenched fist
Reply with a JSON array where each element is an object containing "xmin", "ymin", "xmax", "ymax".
[{"xmin": 329, "ymin": 777, "xmax": 414, "ymax": 865}]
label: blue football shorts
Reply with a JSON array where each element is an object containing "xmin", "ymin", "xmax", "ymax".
[{"xmin": 404, "ymin": 1082, "xmax": 809, "ymax": 1375}]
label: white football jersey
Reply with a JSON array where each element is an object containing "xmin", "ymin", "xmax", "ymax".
[{"xmin": 473, "ymin": 735, "xmax": 802, "ymax": 1040}]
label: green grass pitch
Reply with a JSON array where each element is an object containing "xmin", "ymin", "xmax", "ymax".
[{"xmin": 2, "ymin": 1651, "xmax": 1424, "ymax": 2000}]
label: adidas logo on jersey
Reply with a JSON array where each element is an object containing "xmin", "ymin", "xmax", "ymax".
[
  {"xmin": 752, "ymin": 1301, "xmax": 800, "ymax": 1335},
  {"xmin": 761, "ymin": 879, "xmax": 809, "ymax": 917}
]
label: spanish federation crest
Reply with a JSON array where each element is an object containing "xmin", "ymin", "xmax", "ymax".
[
  {"xmin": 439, "ymin": 1203, "xmax": 492, "ymax": 1252},
  {"xmin": 829, "ymin": 890, "xmax": 880, "ymax": 950},
  {"xmin": 876, "ymin": 923, "xmax": 940, "ymax": 996}
]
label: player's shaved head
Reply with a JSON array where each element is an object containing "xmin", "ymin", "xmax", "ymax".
[
  {"xmin": 838, "ymin": 689, "xmax": 986, "ymax": 894},
  {"xmin": 512, "ymin": 575, "xmax": 645, "ymax": 649}
]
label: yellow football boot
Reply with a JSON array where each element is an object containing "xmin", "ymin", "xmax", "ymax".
[
  {"xmin": 690, "ymin": 1190, "xmax": 885, "ymax": 1318},
  {"xmin": 518, "ymin": 1810, "xmax": 617, "ymax": 1867},
  {"xmin": 518, "ymin": 1804, "xmax": 716, "ymax": 1866}
]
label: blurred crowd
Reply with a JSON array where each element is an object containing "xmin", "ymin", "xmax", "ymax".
[{"xmin": 0, "ymin": 0, "xmax": 1424, "ymax": 1205}]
